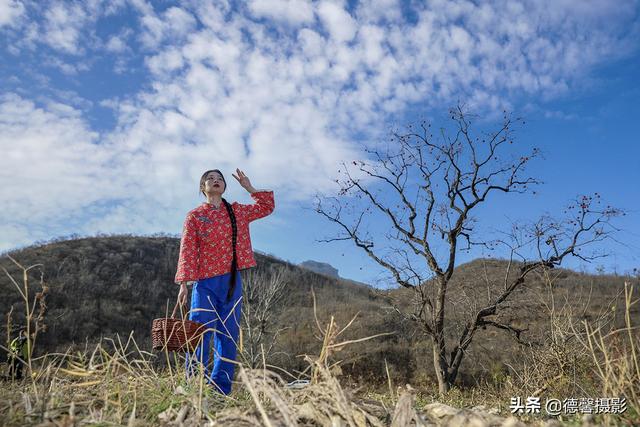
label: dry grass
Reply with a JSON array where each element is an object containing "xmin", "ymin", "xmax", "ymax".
[
  {"xmin": 0, "ymin": 279, "xmax": 400, "ymax": 426},
  {"xmin": 1, "ymin": 313, "xmax": 637, "ymax": 426},
  {"xmin": 573, "ymin": 281, "xmax": 640, "ymax": 425},
  {"xmin": 0, "ymin": 315, "xmax": 397, "ymax": 426}
]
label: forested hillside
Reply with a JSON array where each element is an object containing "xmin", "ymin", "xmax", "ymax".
[{"xmin": 1, "ymin": 236, "xmax": 636, "ymax": 385}]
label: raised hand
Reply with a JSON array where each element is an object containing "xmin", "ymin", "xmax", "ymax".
[{"xmin": 232, "ymin": 168, "xmax": 255, "ymax": 193}]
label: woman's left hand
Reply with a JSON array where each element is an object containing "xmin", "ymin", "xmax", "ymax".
[{"xmin": 233, "ymin": 168, "xmax": 256, "ymax": 193}]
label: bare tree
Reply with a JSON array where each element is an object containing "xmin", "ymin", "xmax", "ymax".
[
  {"xmin": 315, "ymin": 106, "xmax": 621, "ymax": 394},
  {"xmin": 241, "ymin": 265, "xmax": 290, "ymax": 368}
]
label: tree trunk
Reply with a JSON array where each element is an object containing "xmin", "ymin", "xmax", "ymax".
[{"xmin": 432, "ymin": 336, "xmax": 453, "ymax": 395}]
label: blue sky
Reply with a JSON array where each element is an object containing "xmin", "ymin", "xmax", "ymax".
[{"xmin": 1, "ymin": 0, "xmax": 639, "ymax": 285}]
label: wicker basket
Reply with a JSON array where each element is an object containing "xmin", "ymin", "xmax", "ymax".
[{"xmin": 152, "ymin": 303, "xmax": 205, "ymax": 352}]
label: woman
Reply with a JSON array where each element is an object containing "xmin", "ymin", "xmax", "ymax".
[{"xmin": 175, "ymin": 168, "xmax": 274, "ymax": 394}]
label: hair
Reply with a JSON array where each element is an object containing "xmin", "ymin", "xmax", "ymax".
[{"xmin": 199, "ymin": 169, "xmax": 238, "ymax": 301}]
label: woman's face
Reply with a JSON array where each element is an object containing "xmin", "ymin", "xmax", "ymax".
[{"xmin": 203, "ymin": 171, "xmax": 225, "ymax": 195}]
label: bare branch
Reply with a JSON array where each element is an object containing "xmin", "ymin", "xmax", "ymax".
[{"xmin": 315, "ymin": 107, "xmax": 621, "ymax": 394}]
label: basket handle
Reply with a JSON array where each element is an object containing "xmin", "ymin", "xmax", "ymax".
[{"xmin": 170, "ymin": 301, "xmax": 185, "ymax": 319}]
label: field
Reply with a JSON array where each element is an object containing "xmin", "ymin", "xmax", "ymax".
[{"xmin": 1, "ymin": 236, "xmax": 638, "ymax": 426}]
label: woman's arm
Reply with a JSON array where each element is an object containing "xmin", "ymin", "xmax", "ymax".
[
  {"xmin": 175, "ymin": 213, "xmax": 199, "ymax": 284},
  {"xmin": 232, "ymin": 168, "xmax": 275, "ymax": 221},
  {"xmin": 240, "ymin": 190, "xmax": 275, "ymax": 222}
]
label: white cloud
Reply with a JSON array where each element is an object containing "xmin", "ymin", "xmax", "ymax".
[
  {"xmin": 317, "ymin": 1, "xmax": 357, "ymax": 43},
  {"xmin": 43, "ymin": 2, "xmax": 90, "ymax": 53},
  {"xmin": 0, "ymin": 94, "xmax": 106, "ymax": 249},
  {"xmin": 355, "ymin": 0, "xmax": 402, "ymax": 23},
  {"xmin": 42, "ymin": 55, "xmax": 90, "ymax": 75},
  {"xmin": 248, "ymin": 0, "xmax": 314, "ymax": 26},
  {"xmin": 0, "ymin": 94, "xmax": 217, "ymax": 251},
  {"xmin": 298, "ymin": 28, "xmax": 325, "ymax": 56},
  {"xmin": 139, "ymin": 6, "xmax": 197, "ymax": 49},
  {"xmin": 101, "ymin": 0, "xmax": 640, "ymax": 199},
  {"xmin": 0, "ymin": 0, "xmax": 24, "ymax": 27},
  {"xmin": 105, "ymin": 33, "xmax": 128, "ymax": 53},
  {"xmin": 146, "ymin": 47, "xmax": 185, "ymax": 75}
]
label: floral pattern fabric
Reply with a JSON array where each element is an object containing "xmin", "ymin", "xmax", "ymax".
[{"xmin": 175, "ymin": 191, "xmax": 275, "ymax": 283}]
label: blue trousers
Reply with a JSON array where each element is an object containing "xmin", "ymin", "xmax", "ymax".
[{"xmin": 186, "ymin": 272, "xmax": 242, "ymax": 395}]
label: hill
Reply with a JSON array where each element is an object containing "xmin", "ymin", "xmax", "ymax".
[
  {"xmin": 299, "ymin": 260, "xmax": 340, "ymax": 278},
  {"xmin": 0, "ymin": 236, "xmax": 387, "ymax": 377},
  {"xmin": 1, "ymin": 236, "xmax": 637, "ymax": 386}
]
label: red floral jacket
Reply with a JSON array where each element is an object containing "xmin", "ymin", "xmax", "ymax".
[{"xmin": 174, "ymin": 191, "xmax": 275, "ymax": 283}]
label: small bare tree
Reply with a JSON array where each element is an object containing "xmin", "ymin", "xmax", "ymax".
[
  {"xmin": 241, "ymin": 265, "xmax": 289, "ymax": 368},
  {"xmin": 2, "ymin": 255, "xmax": 48, "ymax": 383},
  {"xmin": 316, "ymin": 106, "xmax": 621, "ymax": 394}
]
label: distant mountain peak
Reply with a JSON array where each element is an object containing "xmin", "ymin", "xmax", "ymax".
[{"xmin": 299, "ymin": 260, "xmax": 339, "ymax": 278}]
